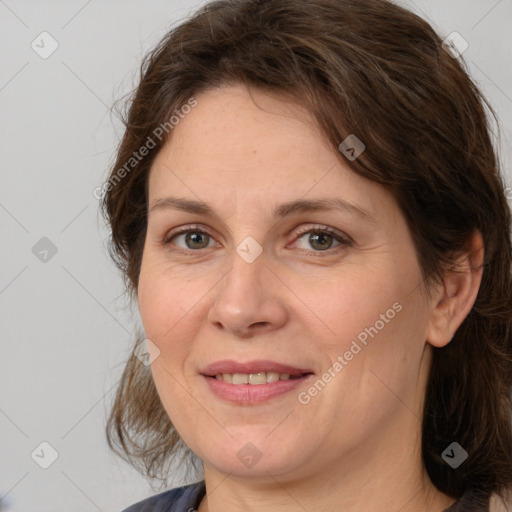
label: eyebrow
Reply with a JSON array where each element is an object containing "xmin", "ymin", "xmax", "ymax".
[{"xmin": 148, "ymin": 196, "xmax": 376, "ymax": 222}]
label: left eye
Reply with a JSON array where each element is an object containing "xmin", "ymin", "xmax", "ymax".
[{"xmin": 294, "ymin": 230, "xmax": 343, "ymax": 251}]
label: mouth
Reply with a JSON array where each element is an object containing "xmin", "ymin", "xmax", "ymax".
[
  {"xmin": 200, "ymin": 359, "xmax": 314, "ymax": 403},
  {"xmin": 207, "ymin": 371, "xmax": 307, "ymax": 384},
  {"xmin": 200, "ymin": 359, "xmax": 314, "ymax": 381}
]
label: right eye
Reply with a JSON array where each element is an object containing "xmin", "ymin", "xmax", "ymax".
[{"xmin": 163, "ymin": 227, "xmax": 218, "ymax": 252}]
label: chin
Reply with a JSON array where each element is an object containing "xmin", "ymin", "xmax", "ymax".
[{"xmin": 197, "ymin": 435, "xmax": 307, "ymax": 477}]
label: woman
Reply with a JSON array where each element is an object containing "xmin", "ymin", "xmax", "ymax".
[{"xmin": 102, "ymin": 0, "xmax": 512, "ymax": 510}]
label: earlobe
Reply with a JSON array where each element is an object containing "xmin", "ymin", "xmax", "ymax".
[{"xmin": 426, "ymin": 229, "xmax": 484, "ymax": 348}]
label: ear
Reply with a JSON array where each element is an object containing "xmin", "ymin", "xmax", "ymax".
[{"xmin": 426, "ymin": 229, "xmax": 484, "ymax": 348}]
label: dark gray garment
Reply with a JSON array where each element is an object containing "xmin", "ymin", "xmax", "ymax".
[{"xmin": 122, "ymin": 480, "xmax": 490, "ymax": 511}]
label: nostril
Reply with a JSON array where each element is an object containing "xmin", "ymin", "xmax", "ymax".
[{"xmin": 250, "ymin": 322, "xmax": 268, "ymax": 329}]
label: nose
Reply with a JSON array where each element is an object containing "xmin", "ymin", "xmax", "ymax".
[{"xmin": 207, "ymin": 246, "xmax": 288, "ymax": 339}]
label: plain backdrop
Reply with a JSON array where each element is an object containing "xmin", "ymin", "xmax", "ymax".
[{"xmin": 1, "ymin": 1, "xmax": 511, "ymax": 511}]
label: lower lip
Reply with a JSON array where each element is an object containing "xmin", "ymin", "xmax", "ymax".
[{"xmin": 202, "ymin": 374, "xmax": 313, "ymax": 404}]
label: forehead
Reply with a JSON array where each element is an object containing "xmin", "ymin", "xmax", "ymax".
[
  {"xmin": 148, "ymin": 84, "xmax": 389, "ymax": 221},
  {"xmin": 153, "ymin": 85, "xmax": 330, "ymax": 177}
]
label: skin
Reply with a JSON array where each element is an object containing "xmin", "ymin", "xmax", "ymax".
[{"xmin": 137, "ymin": 83, "xmax": 484, "ymax": 512}]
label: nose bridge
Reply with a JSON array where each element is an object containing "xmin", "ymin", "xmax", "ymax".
[
  {"xmin": 208, "ymin": 240, "xmax": 288, "ymax": 336},
  {"xmin": 218, "ymin": 242, "xmax": 266, "ymax": 313}
]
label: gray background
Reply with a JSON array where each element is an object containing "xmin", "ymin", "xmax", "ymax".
[{"xmin": 1, "ymin": 1, "xmax": 511, "ymax": 511}]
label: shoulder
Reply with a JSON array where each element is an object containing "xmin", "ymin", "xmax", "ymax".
[{"xmin": 121, "ymin": 480, "xmax": 206, "ymax": 512}]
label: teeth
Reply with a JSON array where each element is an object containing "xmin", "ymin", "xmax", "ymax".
[
  {"xmin": 232, "ymin": 373, "xmax": 249, "ymax": 384},
  {"xmin": 214, "ymin": 372, "xmax": 296, "ymax": 384}
]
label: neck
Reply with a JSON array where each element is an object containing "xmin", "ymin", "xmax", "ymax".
[{"xmin": 198, "ymin": 464, "xmax": 455, "ymax": 512}]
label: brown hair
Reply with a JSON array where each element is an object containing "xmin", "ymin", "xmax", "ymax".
[{"xmin": 103, "ymin": 0, "xmax": 512, "ymax": 503}]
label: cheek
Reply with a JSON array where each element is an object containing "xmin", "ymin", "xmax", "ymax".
[
  {"xmin": 286, "ymin": 265, "xmax": 404, "ymax": 349},
  {"xmin": 138, "ymin": 265, "xmax": 192, "ymax": 348},
  {"xmin": 138, "ymin": 269, "xmax": 203, "ymax": 421},
  {"xmin": 292, "ymin": 258, "xmax": 428, "ymax": 398},
  {"xmin": 137, "ymin": 260, "xmax": 219, "ymax": 380}
]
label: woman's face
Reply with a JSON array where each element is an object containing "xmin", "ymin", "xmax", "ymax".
[{"xmin": 138, "ymin": 83, "xmax": 437, "ymax": 482}]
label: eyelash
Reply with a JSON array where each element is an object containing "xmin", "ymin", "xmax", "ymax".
[{"xmin": 162, "ymin": 224, "xmax": 351, "ymax": 257}]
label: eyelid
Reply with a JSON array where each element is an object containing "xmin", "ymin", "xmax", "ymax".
[{"xmin": 291, "ymin": 224, "xmax": 351, "ymax": 244}]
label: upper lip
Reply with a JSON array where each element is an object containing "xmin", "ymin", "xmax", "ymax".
[{"xmin": 201, "ymin": 359, "xmax": 314, "ymax": 377}]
